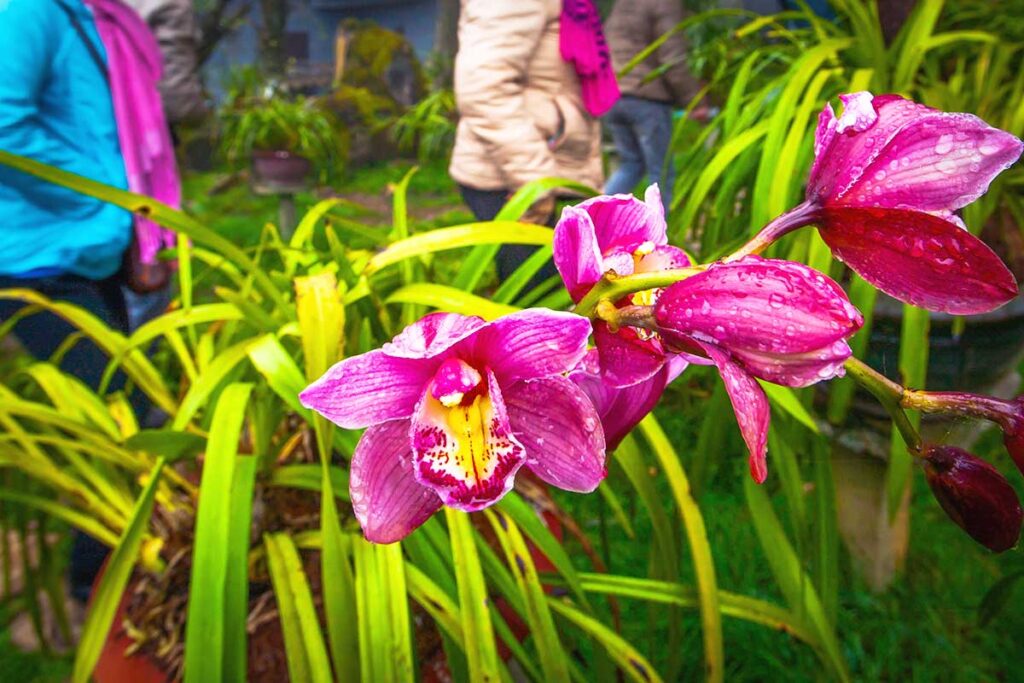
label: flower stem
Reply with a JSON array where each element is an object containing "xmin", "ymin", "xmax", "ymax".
[
  {"xmin": 575, "ymin": 267, "xmax": 703, "ymax": 319},
  {"xmin": 843, "ymin": 357, "xmax": 923, "ymax": 453},
  {"xmin": 595, "ymin": 302, "xmax": 657, "ymax": 332},
  {"xmin": 727, "ymin": 200, "xmax": 821, "ymax": 261}
]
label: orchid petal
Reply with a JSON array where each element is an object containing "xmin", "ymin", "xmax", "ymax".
[
  {"xmin": 461, "ymin": 309, "xmax": 592, "ymax": 384},
  {"xmin": 382, "ymin": 311, "xmax": 487, "ymax": 359},
  {"xmin": 655, "ymin": 256, "xmax": 863, "ymax": 357},
  {"xmin": 594, "ymin": 321, "xmax": 666, "ymax": 388},
  {"xmin": 808, "ymin": 93, "xmax": 936, "ymax": 203},
  {"xmin": 635, "ymin": 244, "xmax": 692, "ymax": 273},
  {"xmin": 696, "ymin": 341, "xmax": 770, "ymax": 483},
  {"xmin": 504, "ymin": 376, "xmax": 607, "ymax": 492},
  {"xmin": 553, "ymin": 205, "xmax": 607, "ymax": 301},
  {"xmin": 570, "ymin": 350, "xmax": 685, "ymax": 451},
  {"xmin": 350, "ymin": 419, "xmax": 442, "ymax": 544},
  {"xmin": 839, "ymin": 114, "xmax": 1023, "ymax": 212},
  {"xmin": 410, "ymin": 369, "xmax": 526, "ymax": 511},
  {"xmin": 575, "ymin": 187, "xmax": 667, "ymax": 252},
  {"xmin": 729, "ymin": 342, "xmax": 850, "ymax": 388},
  {"xmin": 300, "ymin": 350, "xmax": 436, "ymax": 429},
  {"xmin": 819, "ymin": 207, "xmax": 1018, "ymax": 314}
]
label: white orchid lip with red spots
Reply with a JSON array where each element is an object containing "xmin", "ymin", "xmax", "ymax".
[
  {"xmin": 553, "ymin": 183, "xmax": 692, "ymax": 388},
  {"xmin": 299, "ymin": 310, "xmax": 606, "ymax": 543},
  {"xmin": 655, "ymin": 256, "xmax": 863, "ymax": 483},
  {"xmin": 808, "ymin": 92, "xmax": 1021, "ymax": 314}
]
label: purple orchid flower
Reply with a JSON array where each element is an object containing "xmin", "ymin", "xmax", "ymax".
[
  {"xmin": 654, "ymin": 256, "xmax": 863, "ymax": 482},
  {"xmin": 570, "ymin": 349, "xmax": 688, "ymax": 451},
  {"xmin": 300, "ymin": 310, "xmax": 606, "ymax": 543},
  {"xmin": 553, "ymin": 184, "xmax": 692, "ymax": 387},
  {"xmin": 922, "ymin": 444, "xmax": 1022, "ymax": 552},
  {"xmin": 745, "ymin": 92, "xmax": 1022, "ymax": 314}
]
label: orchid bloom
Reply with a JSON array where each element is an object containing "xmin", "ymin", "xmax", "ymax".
[
  {"xmin": 654, "ymin": 256, "xmax": 863, "ymax": 482},
  {"xmin": 570, "ymin": 350, "xmax": 688, "ymax": 452},
  {"xmin": 922, "ymin": 445, "xmax": 1022, "ymax": 552},
  {"xmin": 553, "ymin": 184, "xmax": 692, "ymax": 387},
  {"xmin": 300, "ymin": 310, "xmax": 606, "ymax": 543},
  {"xmin": 746, "ymin": 92, "xmax": 1023, "ymax": 314}
]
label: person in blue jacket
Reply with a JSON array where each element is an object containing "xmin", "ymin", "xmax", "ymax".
[{"xmin": 0, "ymin": 0, "xmax": 135, "ymax": 604}]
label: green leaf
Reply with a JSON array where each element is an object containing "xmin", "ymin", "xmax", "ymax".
[
  {"xmin": 548, "ymin": 599, "xmax": 663, "ymax": 683},
  {"xmin": 184, "ymin": 383, "xmax": 253, "ymax": 683},
  {"xmin": 638, "ymin": 416, "xmax": 723, "ymax": 683},
  {"xmin": 172, "ymin": 339, "xmax": 254, "ymax": 429},
  {"xmin": 386, "ymin": 284, "xmax": 519, "ymax": 320},
  {"xmin": 247, "ymin": 334, "xmax": 310, "ymax": 417},
  {"xmin": 487, "ymin": 510, "xmax": 571, "ymax": 682},
  {"xmin": 124, "ymin": 430, "xmax": 207, "ymax": 462},
  {"xmin": 352, "ymin": 538, "xmax": 415, "ymax": 683},
  {"xmin": 743, "ymin": 476, "xmax": 851, "ymax": 682},
  {"xmin": 978, "ymin": 570, "xmax": 1024, "ymax": 627},
  {"xmin": 446, "ymin": 508, "xmax": 501, "ymax": 683},
  {"xmin": 760, "ymin": 381, "xmax": 820, "ymax": 434},
  {"xmin": 264, "ymin": 532, "xmax": 335, "ymax": 683},
  {"xmin": 72, "ymin": 457, "xmax": 165, "ymax": 683},
  {"xmin": 366, "ymin": 221, "xmax": 554, "ymax": 274},
  {"xmin": 268, "ymin": 464, "xmax": 350, "ymax": 500},
  {"xmin": 224, "ymin": 456, "xmax": 258, "ymax": 683}
]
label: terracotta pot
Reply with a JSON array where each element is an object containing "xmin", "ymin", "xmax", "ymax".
[
  {"xmin": 92, "ymin": 582, "xmax": 167, "ymax": 683},
  {"xmin": 250, "ymin": 149, "xmax": 313, "ymax": 190}
]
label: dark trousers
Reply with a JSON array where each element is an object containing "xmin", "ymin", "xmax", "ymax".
[
  {"xmin": 0, "ymin": 274, "xmax": 131, "ymax": 602},
  {"xmin": 604, "ymin": 96, "xmax": 675, "ymax": 211},
  {"xmin": 459, "ymin": 184, "xmax": 559, "ymax": 294}
]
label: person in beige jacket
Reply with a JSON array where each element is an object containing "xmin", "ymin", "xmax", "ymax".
[
  {"xmin": 604, "ymin": 0, "xmax": 702, "ymax": 210},
  {"xmin": 449, "ymin": 0, "xmax": 604, "ymax": 284},
  {"xmin": 121, "ymin": 0, "xmax": 207, "ymax": 126}
]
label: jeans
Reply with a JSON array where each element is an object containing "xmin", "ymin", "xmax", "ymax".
[
  {"xmin": 458, "ymin": 184, "xmax": 559, "ymax": 295},
  {"xmin": 0, "ymin": 274, "xmax": 131, "ymax": 602},
  {"xmin": 123, "ymin": 286, "xmax": 171, "ymax": 333},
  {"xmin": 604, "ymin": 96, "xmax": 675, "ymax": 211}
]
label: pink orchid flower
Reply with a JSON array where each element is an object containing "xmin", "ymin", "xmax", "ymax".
[
  {"xmin": 654, "ymin": 256, "xmax": 863, "ymax": 482},
  {"xmin": 746, "ymin": 92, "xmax": 1022, "ymax": 314},
  {"xmin": 553, "ymin": 184, "xmax": 692, "ymax": 387},
  {"xmin": 570, "ymin": 350, "xmax": 688, "ymax": 451},
  {"xmin": 300, "ymin": 310, "xmax": 606, "ymax": 543}
]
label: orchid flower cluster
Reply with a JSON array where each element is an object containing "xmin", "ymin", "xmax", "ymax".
[{"xmin": 301, "ymin": 92, "xmax": 1024, "ymax": 550}]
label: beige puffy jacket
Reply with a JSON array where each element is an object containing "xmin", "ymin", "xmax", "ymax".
[
  {"xmin": 449, "ymin": 0, "xmax": 603, "ymax": 192},
  {"xmin": 122, "ymin": 0, "xmax": 207, "ymax": 125}
]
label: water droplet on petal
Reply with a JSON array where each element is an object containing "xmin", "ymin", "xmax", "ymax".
[{"xmin": 934, "ymin": 134, "xmax": 954, "ymax": 155}]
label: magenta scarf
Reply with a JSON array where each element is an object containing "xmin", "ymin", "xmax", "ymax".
[
  {"xmin": 83, "ymin": 0, "xmax": 180, "ymax": 265},
  {"xmin": 560, "ymin": 0, "xmax": 620, "ymax": 117}
]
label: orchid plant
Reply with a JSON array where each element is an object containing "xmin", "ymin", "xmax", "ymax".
[{"xmin": 302, "ymin": 92, "xmax": 1024, "ymax": 552}]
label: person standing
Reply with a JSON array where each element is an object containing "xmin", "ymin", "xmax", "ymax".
[
  {"xmin": 0, "ymin": 0, "xmax": 178, "ymax": 604},
  {"xmin": 449, "ymin": 0, "xmax": 617, "ymax": 285},
  {"xmin": 120, "ymin": 0, "xmax": 205, "ymax": 332},
  {"xmin": 121, "ymin": 0, "xmax": 207, "ymax": 129},
  {"xmin": 604, "ymin": 0, "xmax": 702, "ymax": 211}
]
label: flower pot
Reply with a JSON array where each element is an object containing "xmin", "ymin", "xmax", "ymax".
[{"xmin": 250, "ymin": 149, "xmax": 313, "ymax": 193}]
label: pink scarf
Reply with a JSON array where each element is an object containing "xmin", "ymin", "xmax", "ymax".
[
  {"xmin": 83, "ymin": 0, "xmax": 180, "ymax": 265},
  {"xmin": 560, "ymin": 0, "xmax": 620, "ymax": 117}
]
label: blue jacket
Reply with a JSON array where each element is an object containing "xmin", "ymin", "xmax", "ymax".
[{"xmin": 0, "ymin": 0, "xmax": 131, "ymax": 279}]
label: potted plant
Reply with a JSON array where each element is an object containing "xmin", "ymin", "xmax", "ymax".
[{"xmin": 219, "ymin": 95, "xmax": 347, "ymax": 188}]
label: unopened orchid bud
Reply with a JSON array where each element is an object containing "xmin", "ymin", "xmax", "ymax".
[{"xmin": 922, "ymin": 445, "xmax": 1022, "ymax": 553}]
